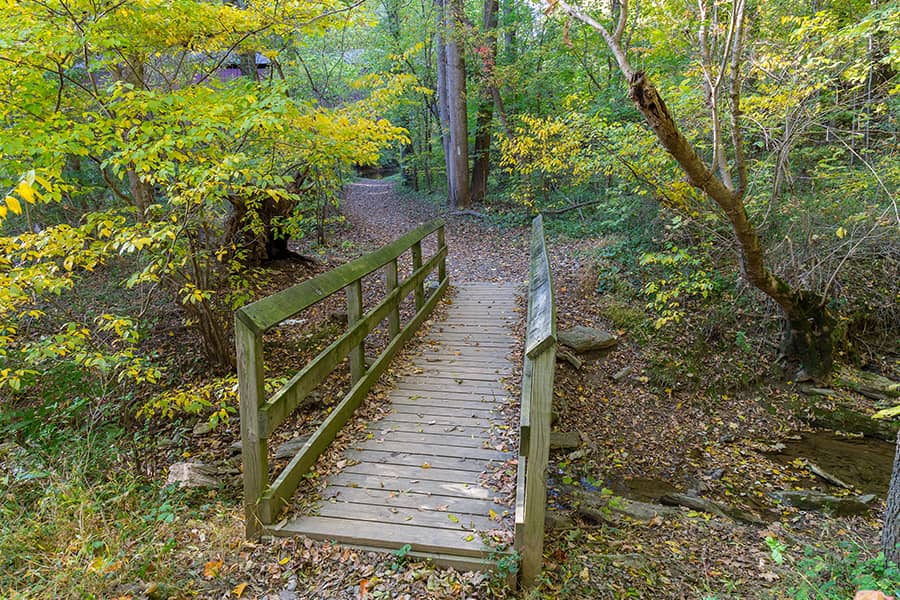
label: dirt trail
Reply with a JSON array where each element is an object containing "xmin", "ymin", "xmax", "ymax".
[{"xmin": 341, "ymin": 179, "xmax": 529, "ymax": 284}]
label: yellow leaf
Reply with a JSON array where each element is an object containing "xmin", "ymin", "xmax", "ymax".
[
  {"xmin": 836, "ymin": 226, "xmax": 847, "ymax": 239},
  {"xmin": 15, "ymin": 181, "xmax": 35, "ymax": 203},
  {"xmin": 279, "ymin": 556, "xmax": 290, "ymax": 565},
  {"xmin": 233, "ymin": 582, "xmax": 248, "ymax": 597},
  {"xmin": 421, "ymin": 462, "xmax": 431, "ymax": 469},
  {"xmin": 203, "ymin": 558, "xmax": 223, "ymax": 578},
  {"xmin": 5, "ymin": 195, "xmax": 21, "ymax": 215},
  {"xmin": 447, "ymin": 514, "xmax": 459, "ymax": 523},
  {"xmin": 488, "ymin": 509, "xmax": 498, "ymax": 521},
  {"xmin": 0, "ymin": 205, "xmax": 6, "ymax": 218}
]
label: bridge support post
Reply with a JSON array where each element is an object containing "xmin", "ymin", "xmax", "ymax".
[
  {"xmin": 437, "ymin": 226, "xmax": 447, "ymax": 283},
  {"xmin": 412, "ymin": 241, "xmax": 424, "ymax": 310},
  {"xmin": 346, "ymin": 279, "xmax": 365, "ymax": 383},
  {"xmin": 236, "ymin": 316, "xmax": 268, "ymax": 539},
  {"xmin": 385, "ymin": 259, "xmax": 400, "ymax": 338}
]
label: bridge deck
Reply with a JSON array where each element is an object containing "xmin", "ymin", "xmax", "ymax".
[{"xmin": 269, "ymin": 283, "xmax": 518, "ymax": 570}]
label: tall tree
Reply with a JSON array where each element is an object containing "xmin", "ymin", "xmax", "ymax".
[
  {"xmin": 552, "ymin": 0, "xmax": 841, "ymax": 381},
  {"xmin": 436, "ymin": 0, "xmax": 470, "ymax": 207},
  {"xmin": 470, "ymin": 0, "xmax": 500, "ymax": 204}
]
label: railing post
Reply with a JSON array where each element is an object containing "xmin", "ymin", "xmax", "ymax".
[
  {"xmin": 411, "ymin": 240, "xmax": 424, "ymax": 310},
  {"xmin": 236, "ymin": 315, "xmax": 267, "ymax": 539},
  {"xmin": 385, "ymin": 259, "xmax": 400, "ymax": 338},
  {"xmin": 436, "ymin": 226, "xmax": 447, "ymax": 283},
  {"xmin": 346, "ymin": 279, "xmax": 365, "ymax": 383},
  {"xmin": 521, "ymin": 346, "xmax": 555, "ymax": 586}
]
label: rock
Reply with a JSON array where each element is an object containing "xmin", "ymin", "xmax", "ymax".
[
  {"xmin": 550, "ymin": 431, "xmax": 581, "ymax": 450},
  {"xmin": 599, "ymin": 553, "xmax": 649, "ymax": 570},
  {"xmin": 192, "ymin": 421, "xmax": 212, "ymax": 436},
  {"xmin": 166, "ymin": 462, "xmax": 220, "ymax": 488},
  {"xmin": 279, "ymin": 592, "xmax": 299, "ymax": 600},
  {"xmin": 769, "ymin": 489, "xmax": 876, "ymax": 516},
  {"xmin": 612, "ymin": 366, "xmax": 633, "ymax": 381},
  {"xmin": 802, "ymin": 400, "xmax": 899, "ymax": 442},
  {"xmin": 275, "ymin": 435, "xmax": 311, "ymax": 459},
  {"xmin": 544, "ymin": 510, "xmax": 576, "ymax": 530},
  {"xmin": 660, "ymin": 492, "xmax": 764, "ymax": 525},
  {"xmin": 837, "ymin": 366, "xmax": 900, "ymax": 401},
  {"xmin": 228, "ymin": 440, "xmax": 243, "ymax": 456},
  {"xmin": 329, "ymin": 311, "xmax": 348, "ymax": 325},
  {"xmin": 557, "ymin": 350, "xmax": 583, "ymax": 370},
  {"xmin": 573, "ymin": 489, "xmax": 679, "ymax": 523},
  {"xmin": 557, "ymin": 326, "xmax": 618, "ymax": 354}
]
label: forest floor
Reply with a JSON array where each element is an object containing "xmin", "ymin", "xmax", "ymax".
[{"xmin": 2, "ymin": 178, "xmax": 897, "ymax": 599}]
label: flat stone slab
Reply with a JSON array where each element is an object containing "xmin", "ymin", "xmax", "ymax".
[
  {"xmin": 558, "ymin": 326, "xmax": 617, "ymax": 353},
  {"xmin": 770, "ymin": 489, "xmax": 876, "ymax": 516}
]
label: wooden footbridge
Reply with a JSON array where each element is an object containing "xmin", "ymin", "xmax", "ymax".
[{"xmin": 236, "ymin": 217, "xmax": 556, "ymax": 586}]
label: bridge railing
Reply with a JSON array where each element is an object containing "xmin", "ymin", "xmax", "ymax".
[
  {"xmin": 236, "ymin": 219, "xmax": 448, "ymax": 538},
  {"xmin": 515, "ymin": 214, "xmax": 556, "ymax": 587}
]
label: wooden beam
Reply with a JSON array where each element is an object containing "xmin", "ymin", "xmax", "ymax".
[
  {"xmin": 346, "ymin": 279, "xmax": 365, "ymax": 384},
  {"xmin": 411, "ymin": 240, "xmax": 424, "ymax": 310},
  {"xmin": 236, "ymin": 318, "xmax": 267, "ymax": 538},
  {"xmin": 385, "ymin": 259, "xmax": 400, "ymax": 338},
  {"xmin": 437, "ymin": 225, "xmax": 447, "ymax": 283},
  {"xmin": 520, "ymin": 348, "xmax": 555, "ymax": 587},
  {"xmin": 525, "ymin": 215, "xmax": 556, "ymax": 359}
]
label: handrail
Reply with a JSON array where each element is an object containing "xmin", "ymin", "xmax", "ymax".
[
  {"xmin": 515, "ymin": 214, "xmax": 556, "ymax": 587},
  {"xmin": 237, "ymin": 218, "xmax": 448, "ymax": 538}
]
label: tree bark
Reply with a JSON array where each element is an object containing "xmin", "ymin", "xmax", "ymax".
[
  {"xmin": 883, "ymin": 428, "xmax": 900, "ymax": 564},
  {"xmin": 440, "ymin": 0, "xmax": 470, "ymax": 208},
  {"xmin": 125, "ymin": 167, "xmax": 154, "ymax": 221},
  {"xmin": 470, "ymin": 0, "xmax": 499, "ymax": 204}
]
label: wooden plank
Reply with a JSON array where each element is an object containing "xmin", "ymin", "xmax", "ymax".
[
  {"xmin": 236, "ymin": 318, "xmax": 267, "ymax": 536},
  {"xmin": 385, "ymin": 259, "xmax": 400, "ymax": 337},
  {"xmin": 325, "ymin": 472, "xmax": 500, "ymax": 500},
  {"xmin": 390, "ymin": 404, "xmax": 498, "ymax": 419},
  {"xmin": 236, "ymin": 219, "xmax": 443, "ymax": 333},
  {"xmin": 412, "ymin": 241, "xmax": 424, "ymax": 310},
  {"xmin": 375, "ymin": 414, "xmax": 492, "ymax": 428},
  {"xmin": 389, "ymin": 394, "xmax": 506, "ymax": 408},
  {"xmin": 344, "ymin": 449, "xmax": 489, "ymax": 472},
  {"xmin": 261, "ymin": 278, "xmax": 448, "ymax": 519},
  {"xmin": 390, "ymin": 397, "xmax": 505, "ymax": 411},
  {"xmin": 520, "ymin": 348, "xmax": 555, "ymax": 587},
  {"xmin": 368, "ymin": 422, "xmax": 493, "ymax": 438},
  {"xmin": 397, "ymin": 370, "xmax": 507, "ymax": 384},
  {"xmin": 514, "ymin": 454, "xmax": 526, "ymax": 551},
  {"xmin": 437, "ymin": 226, "xmax": 447, "ymax": 283},
  {"xmin": 525, "ymin": 215, "xmax": 556, "ymax": 359},
  {"xmin": 322, "ymin": 485, "xmax": 499, "ymax": 515},
  {"xmin": 519, "ymin": 356, "xmax": 533, "ymax": 456},
  {"xmin": 346, "ymin": 279, "xmax": 364, "ymax": 384},
  {"xmin": 342, "ymin": 462, "xmax": 487, "ymax": 483},
  {"xmin": 351, "ymin": 440, "xmax": 510, "ymax": 461},
  {"xmin": 272, "ymin": 516, "xmax": 491, "ymax": 557},
  {"xmin": 315, "ymin": 501, "xmax": 495, "ymax": 531},
  {"xmin": 397, "ymin": 377, "xmax": 506, "ymax": 393},
  {"xmin": 360, "ymin": 431, "xmax": 491, "ymax": 450}
]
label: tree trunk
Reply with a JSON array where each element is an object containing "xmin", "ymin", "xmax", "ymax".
[
  {"xmin": 126, "ymin": 167, "xmax": 154, "ymax": 221},
  {"xmin": 883, "ymin": 429, "xmax": 900, "ymax": 565},
  {"xmin": 442, "ymin": 0, "xmax": 470, "ymax": 208},
  {"xmin": 625, "ymin": 72, "xmax": 834, "ymax": 382},
  {"xmin": 470, "ymin": 0, "xmax": 499, "ymax": 204}
]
